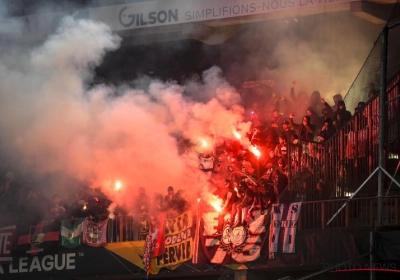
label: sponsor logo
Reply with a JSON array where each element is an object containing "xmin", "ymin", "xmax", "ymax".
[
  {"xmin": 118, "ymin": 6, "xmax": 178, "ymax": 28},
  {"xmin": 0, "ymin": 253, "xmax": 76, "ymax": 274}
]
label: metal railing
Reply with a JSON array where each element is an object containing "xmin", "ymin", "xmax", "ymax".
[
  {"xmin": 107, "ymin": 195, "xmax": 400, "ymax": 242},
  {"xmin": 286, "ymin": 72, "xmax": 400, "ymax": 201},
  {"xmin": 298, "ymin": 195, "xmax": 400, "ymax": 230}
]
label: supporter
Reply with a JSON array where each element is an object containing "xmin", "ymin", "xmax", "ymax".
[
  {"xmin": 164, "ymin": 186, "xmax": 175, "ymax": 211},
  {"xmin": 274, "ymin": 94, "xmax": 293, "ymax": 118},
  {"xmin": 251, "ymin": 184, "xmax": 270, "ymax": 212},
  {"xmin": 309, "ymin": 91, "xmax": 325, "ymax": 118},
  {"xmin": 354, "ymin": 101, "xmax": 366, "ymax": 114},
  {"xmin": 306, "ymin": 106, "xmax": 323, "ymax": 130},
  {"xmin": 281, "ymin": 120, "xmax": 297, "ymax": 144},
  {"xmin": 321, "ymin": 106, "xmax": 333, "ymax": 122},
  {"xmin": 275, "ymin": 169, "xmax": 289, "ymax": 202},
  {"xmin": 367, "ymin": 88, "xmax": 379, "ymax": 100},
  {"xmin": 288, "ymin": 113, "xmax": 316, "ymax": 141},
  {"xmin": 259, "ymin": 169, "xmax": 274, "ymax": 189},
  {"xmin": 86, "ymin": 188, "xmax": 111, "ymax": 220},
  {"xmin": 332, "ymin": 100, "xmax": 352, "ymax": 128},
  {"xmin": 231, "ymin": 185, "xmax": 255, "ymax": 227},
  {"xmin": 214, "ymin": 179, "xmax": 236, "ymax": 235},
  {"xmin": 274, "ymin": 135, "xmax": 288, "ymax": 158},
  {"xmin": 152, "ymin": 193, "xmax": 165, "ymax": 214},
  {"xmin": 321, "ymin": 98, "xmax": 334, "ymax": 119},
  {"xmin": 319, "ymin": 117, "xmax": 336, "ymax": 141},
  {"xmin": 258, "ymin": 174, "xmax": 278, "ymax": 208},
  {"xmin": 250, "ymin": 110, "xmax": 261, "ymax": 128},
  {"xmin": 134, "ymin": 187, "xmax": 150, "ymax": 215},
  {"xmin": 48, "ymin": 194, "xmax": 67, "ymax": 221},
  {"xmin": 249, "ymin": 125, "xmax": 262, "ymax": 146},
  {"xmin": 171, "ymin": 189, "xmax": 189, "ymax": 213},
  {"xmin": 262, "ymin": 149, "xmax": 279, "ymax": 173},
  {"xmin": 270, "ymin": 109, "xmax": 283, "ymax": 134},
  {"xmin": 331, "ymin": 94, "xmax": 344, "ymax": 112},
  {"xmin": 277, "ymin": 158, "xmax": 288, "ymax": 175},
  {"xmin": 355, "ymin": 102, "xmax": 368, "ymax": 130},
  {"xmin": 262, "ymin": 127, "xmax": 279, "ymax": 148},
  {"xmin": 69, "ymin": 199, "xmax": 90, "ymax": 219}
]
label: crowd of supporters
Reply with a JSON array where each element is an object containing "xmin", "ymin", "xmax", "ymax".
[
  {"xmin": 0, "ymin": 176, "xmax": 112, "ymax": 233},
  {"xmin": 0, "ymin": 80, "xmax": 378, "ymax": 236},
  {"xmin": 198, "ymin": 81, "xmax": 380, "ymax": 234}
]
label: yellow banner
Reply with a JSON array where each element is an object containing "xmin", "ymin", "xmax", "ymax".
[
  {"xmin": 157, "ymin": 210, "xmax": 193, "ymax": 267},
  {"xmin": 105, "ymin": 210, "xmax": 194, "ymax": 273}
]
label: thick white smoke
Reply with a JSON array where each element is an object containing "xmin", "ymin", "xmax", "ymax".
[{"xmin": 0, "ymin": 16, "xmax": 249, "ymax": 212}]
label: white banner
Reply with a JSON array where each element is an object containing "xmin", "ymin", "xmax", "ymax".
[
  {"xmin": 269, "ymin": 202, "xmax": 302, "ymax": 259},
  {"xmin": 89, "ymin": 0, "xmax": 358, "ymax": 31}
]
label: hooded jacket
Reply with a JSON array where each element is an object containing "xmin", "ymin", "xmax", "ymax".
[{"xmin": 289, "ymin": 115, "xmax": 316, "ymax": 141}]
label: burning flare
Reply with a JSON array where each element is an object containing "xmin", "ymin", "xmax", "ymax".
[
  {"xmin": 249, "ymin": 145, "xmax": 261, "ymax": 158},
  {"xmin": 233, "ymin": 130, "xmax": 241, "ymax": 139},
  {"xmin": 115, "ymin": 181, "xmax": 121, "ymax": 191},
  {"xmin": 209, "ymin": 196, "xmax": 223, "ymax": 212}
]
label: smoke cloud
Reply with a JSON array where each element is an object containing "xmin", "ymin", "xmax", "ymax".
[
  {"xmin": 0, "ymin": 15, "xmax": 248, "ymax": 212},
  {"xmin": 0, "ymin": 4, "xmax": 383, "ymax": 213},
  {"xmin": 219, "ymin": 11, "xmax": 383, "ymax": 117}
]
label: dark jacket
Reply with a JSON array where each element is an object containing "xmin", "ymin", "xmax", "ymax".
[{"xmin": 289, "ymin": 116, "xmax": 316, "ymax": 141}]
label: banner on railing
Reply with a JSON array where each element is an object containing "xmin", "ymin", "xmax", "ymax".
[
  {"xmin": 82, "ymin": 218, "xmax": 108, "ymax": 247},
  {"xmin": 16, "ymin": 222, "xmax": 59, "ymax": 256},
  {"xmin": 201, "ymin": 209, "xmax": 268, "ymax": 264},
  {"xmin": 156, "ymin": 210, "xmax": 193, "ymax": 267},
  {"xmin": 0, "ymin": 225, "xmax": 16, "ymax": 264},
  {"xmin": 269, "ymin": 202, "xmax": 302, "ymax": 259},
  {"xmin": 60, "ymin": 218, "xmax": 84, "ymax": 248}
]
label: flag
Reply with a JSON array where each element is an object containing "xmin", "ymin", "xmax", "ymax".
[
  {"xmin": 269, "ymin": 202, "xmax": 302, "ymax": 259},
  {"xmin": 143, "ymin": 212, "xmax": 167, "ymax": 276},
  {"xmin": 17, "ymin": 222, "xmax": 59, "ymax": 256},
  {"xmin": 0, "ymin": 225, "xmax": 16, "ymax": 264},
  {"xmin": 60, "ymin": 218, "xmax": 84, "ymax": 248},
  {"xmin": 82, "ymin": 218, "xmax": 108, "ymax": 247},
  {"xmin": 152, "ymin": 212, "xmax": 166, "ymax": 258},
  {"xmin": 143, "ymin": 211, "xmax": 193, "ymax": 275},
  {"xmin": 156, "ymin": 211, "xmax": 193, "ymax": 267},
  {"xmin": 201, "ymin": 209, "xmax": 268, "ymax": 264}
]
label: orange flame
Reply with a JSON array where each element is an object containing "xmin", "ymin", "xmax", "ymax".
[
  {"xmin": 249, "ymin": 145, "xmax": 261, "ymax": 158},
  {"xmin": 115, "ymin": 181, "xmax": 121, "ymax": 191},
  {"xmin": 212, "ymin": 202, "xmax": 222, "ymax": 212},
  {"xmin": 233, "ymin": 130, "xmax": 241, "ymax": 139},
  {"xmin": 203, "ymin": 192, "xmax": 223, "ymax": 212},
  {"xmin": 201, "ymin": 139, "xmax": 207, "ymax": 147}
]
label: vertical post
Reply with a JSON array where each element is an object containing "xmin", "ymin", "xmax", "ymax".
[
  {"xmin": 378, "ymin": 26, "xmax": 388, "ymax": 227},
  {"xmin": 395, "ymin": 197, "xmax": 399, "ymax": 224},
  {"xmin": 119, "ymin": 216, "xmax": 124, "ymax": 241},
  {"xmin": 370, "ymin": 199, "xmax": 374, "ymax": 227},
  {"xmin": 370, "ymin": 231, "xmax": 375, "ymax": 280},
  {"xmin": 107, "ymin": 218, "xmax": 114, "ymax": 242}
]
